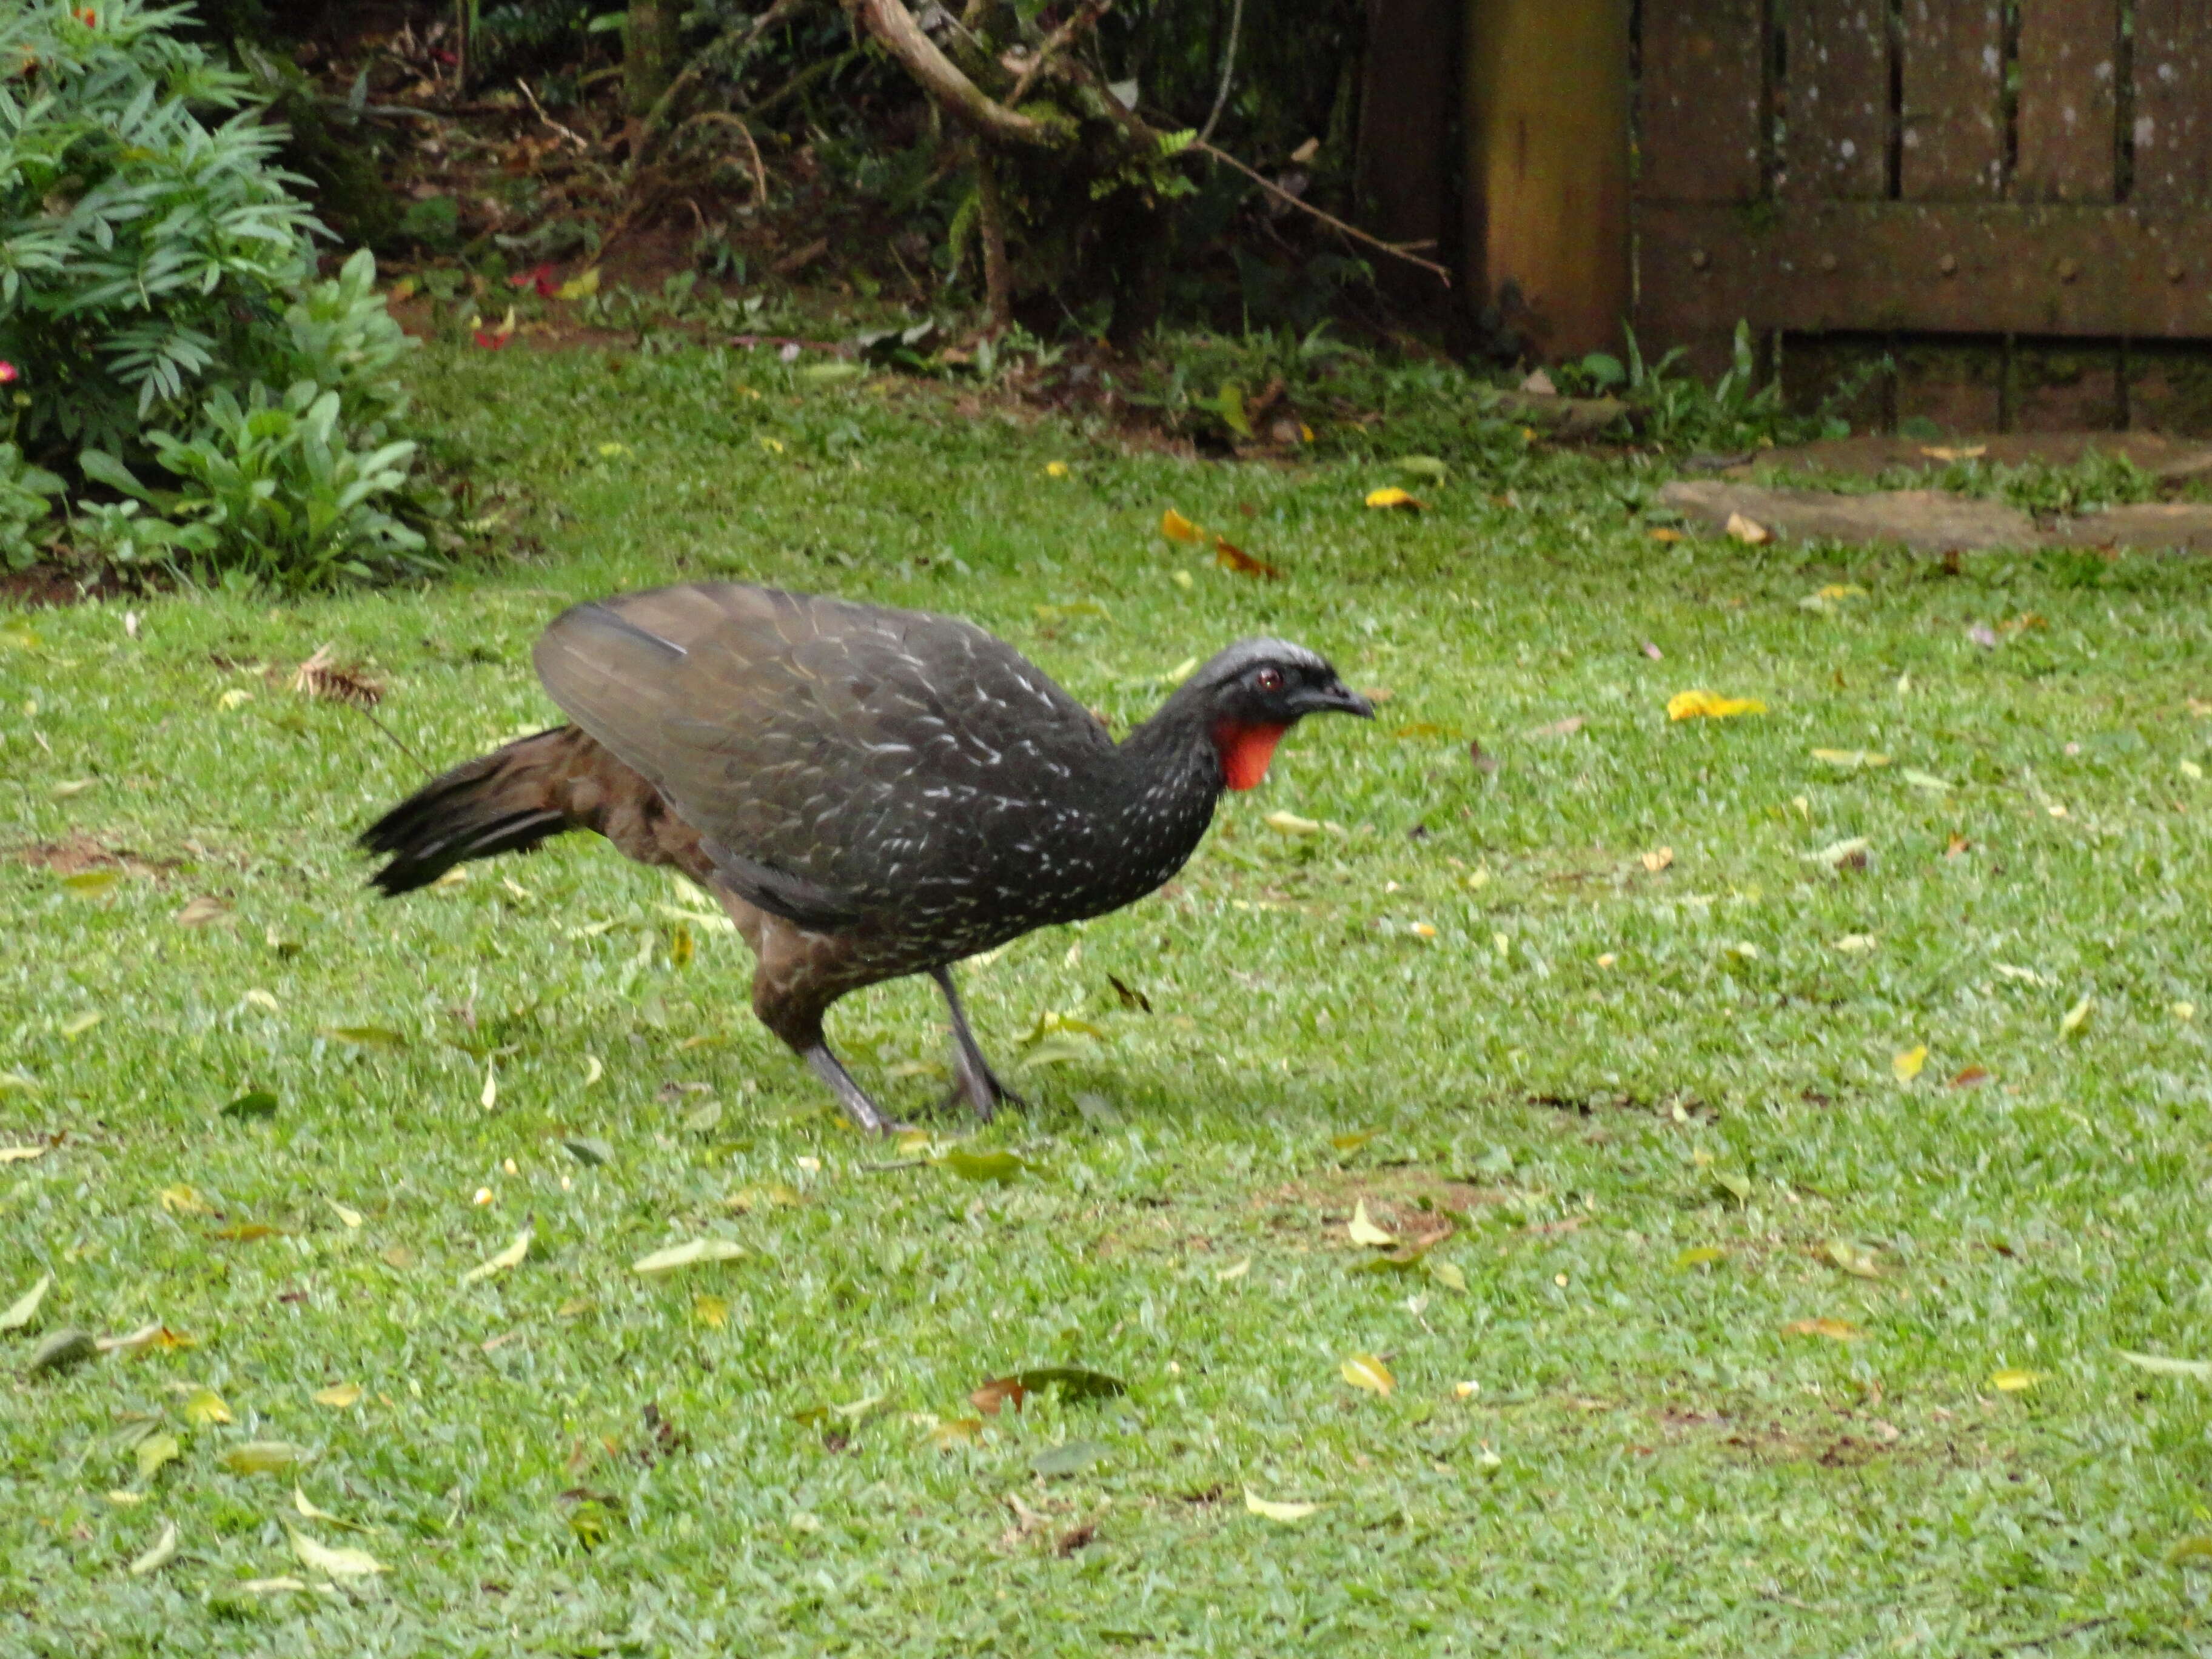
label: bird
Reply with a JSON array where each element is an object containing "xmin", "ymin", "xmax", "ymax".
[{"xmin": 359, "ymin": 582, "xmax": 1372, "ymax": 1133}]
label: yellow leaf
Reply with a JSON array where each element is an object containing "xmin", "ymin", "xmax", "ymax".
[
  {"xmin": 480, "ymin": 1063, "xmax": 498, "ymax": 1110},
  {"xmin": 1724, "ymin": 512, "xmax": 1770, "ymax": 544},
  {"xmin": 1340, "ymin": 1353, "xmax": 1395, "ymax": 1395},
  {"xmin": 2168, "ymin": 1536, "xmax": 2212, "ymax": 1566},
  {"xmin": 1364, "ymin": 486, "xmax": 1424, "ymax": 511},
  {"xmin": 1264, "ymin": 811, "xmax": 1321, "ymax": 836},
  {"xmin": 928, "ymin": 1415, "xmax": 984, "ymax": 1449},
  {"xmin": 1815, "ymin": 583, "xmax": 1868, "ymax": 600},
  {"xmin": 221, "ymin": 1440, "xmax": 307, "ymax": 1475},
  {"xmin": 1244, "ymin": 1487, "xmax": 1321, "ymax": 1522},
  {"xmin": 135, "ymin": 1432, "xmax": 180, "ymax": 1482},
  {"xmin": 1811, "ymin": 748, "xmax": 1889, "ymax": 769},
  {"xmin": 292, "ymin": 1486, "xmax": 361, "ymax": 1530},
  {"xmin": 461, "ymin": 1224, "xmax": 532, "ymax": 1285},
  {"xmin": 183, "ymin": 1387, "xmax": 232, "ymax": 1426},
  {"xmin": 692, "ymin": 1293, "xmax": 729, "ymax": 1327},
  {"xmin": 2060, "ymin": 994, "xmax": 2093, "ymax": 1037},
  {"xmin": 1045, "ymin": 461, "xmax": 1070, "ymax": 478},
  {"xmin": 1649, "ymin": 527, "xmax": 1684, "ymax": 543},
  {"xmin": 1640, "ymin": 846, "xmax": 1675, "ymax": 873},
  {"xmin": 1346, "ymin": 1200, "xmax": 1395, "ymax": 1248},
  {"xmin": 1892, "ymin": 1044, "xmax": 1928, "ymax": 1082},
  {"xmin": 1215, "ymin": 1258, "xmax": 1252, "ymax": 1282},
  {"xmin": 1782, "ymin": 1317, "xmax": 1863, "ymax": 1341},
  {"xmin": 1, "ymin": 1273, "xmax": 50, "ymax": 1330},
  {"xmin": 1920, "ymin": 444, "xmax": 1986, "ymax": 461},
  {"xmin": 313, "ymin": 1382, "xmax": 363, "ymax": 1409},
  {"xmin": 326, "ymin": 1199, "xmax": 362, "ymax": 1229},
  {"xmin": 217, "ymin": 687, "xmax": 252, "ymax": 710},
  {"xmin": 1667, "ymin": 689, "xmax": 1768, "ymax": 720},
  {"xmin": 1159, "ymin": 508, "xmax": 1203, "ymax": 543},
  {"xmin": 1823, "ymin": 1239, "xmax": 1883, "ymax": 1279},
  {"xmin": 632, "ymin": 1238, "xmax": 746, "ymax": 1276},
  {"xmin": 1673, "ymin": 1246, "xmax": 1726, "ymax": 1270},
  {"xmin": 128, "ymin": 1520, "xmax": 178, "ymax": 1577},
  {"xmin": 555, "ymin": 267, "xmax": 600, "ymax": 300},
  {"xmin": 1426, "ymin": 1257, "xmax": 1467, "ymax": 1293},
  {"xmin": 60, "ymin": 1010, "xmax": 102, "ymax": 1037},
  {"xmin": 287, "ymin": 1527, "xmax": 386, "ymax": 1578},
  {"xmin": 1990, "ymin": 1368, "xmax": 2044, "ymax": 1392}
]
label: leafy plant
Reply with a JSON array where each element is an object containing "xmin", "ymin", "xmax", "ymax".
[
  {"xmin": 0, "ymin": 441, "xmax": 64, "ymax": 569},
  {"xmin": 0, "ymin": 3, "xmax": 443, "ymax": 588}
]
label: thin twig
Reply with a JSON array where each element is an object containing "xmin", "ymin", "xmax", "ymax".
[
  {"xmin": 1195, "ymin": 0, "xmax": 1243, "ymax": 146},
  {"xmin": 1005, "ymin": 0, "xmax": 1112, "ymax": 106},
  {"xmin": 1992, "ymin": 1617, "xmax": 2116, "ymax": 1654},
  {"xmin": 629, "ymin": 0, "xmax": 813, "ymax": 175},
  {"xmin": 1190, "ymin": 139, "xmax": 1452, "ymax": 285},
  {"xmin": 664, "ymin": 110, "xmax": 770, "ymax": 203},
  {"xmin": 515, "ymin": 77, "xmax": 593, "ymax": 154},
  {"xmin": 355, "ymin": 707, "xmax": 435, "ymax": 777}
]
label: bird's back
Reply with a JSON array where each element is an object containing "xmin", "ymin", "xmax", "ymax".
[{"xmin": 534, "ymin": 583, "xmax": 1142, "ymax": 943}]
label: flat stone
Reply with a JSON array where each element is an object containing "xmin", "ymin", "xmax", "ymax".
[
  {"xmin": 1728, "ymin": 432, "xmax": 2212, "ymax": 483},
  {"xmin": 1660, "ymin": 481, "xmax": 2042, "ymax": 551},
  {"xmin": 1661, "ymin": 479, "xmax": 2212, "ymax": 553}
]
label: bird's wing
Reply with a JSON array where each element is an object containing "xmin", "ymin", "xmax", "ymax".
[{"xmin": 532, "ymin": 583, "xmax": 1110, "ymax": 925}]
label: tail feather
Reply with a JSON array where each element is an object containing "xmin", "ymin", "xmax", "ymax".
[
  {"xmin": 360, "ymin": 724, "xmax": 711, "ymax": 895},
  {"xmin": 360, "ymin": 729, "xmax": 578, "ymax": 895}
]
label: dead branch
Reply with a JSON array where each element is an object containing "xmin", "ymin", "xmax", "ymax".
[
  {"xmin": 843, "ymin": 0, "xmax": 1062, "ymax": 146},
  {"xmin": 974, "ymin": 147, "xmax": 1013, "ymax": 330},
  {"xmin": 1004, "ymin": 0, "xmax": 1112, "ymax": 106},
  {"xmin": 1190, "ymin": 139, "xmax": 1452, "ymax": 286},
  {"xmin": 665, "ymin": 110, "xmax": 771, "ymax": 203},
  {"xmin": 516, "ymin": 76, "xmax": 594, "ymax": 155},
  {"xmin": 629, "ymin": 0, "xmax": 814, "ymax": 173}
]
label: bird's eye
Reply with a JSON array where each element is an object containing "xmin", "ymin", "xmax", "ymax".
[{"xmin": 1255, "ymin": 666, "xmax": 1285, "ymax": 693}]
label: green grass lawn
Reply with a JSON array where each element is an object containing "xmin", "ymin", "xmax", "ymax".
[{"xmin": 5, "ymin": 344, "xmax": 2212, "ymax": 1656}]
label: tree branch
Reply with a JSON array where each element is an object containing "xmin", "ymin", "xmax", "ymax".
[
  {"xmin": 630, "ymin": 0, "xmax": 813, "ymax": 175},
  {"xmin": 1190, "ymin": 139, "xmax": 1452, "ymax": 286},
  {"xmin": 843, "ymin": 0, "xmax": 1063, "ymax": 146},
  {"xmin": 1004, "ymin": 0, "xmax": 1112, "ymax": 106},
  {"xmin": 974, "ymin": 147, "xmax": 1013, "ymax": 330}
]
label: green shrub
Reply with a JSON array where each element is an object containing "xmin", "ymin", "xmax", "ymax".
[{"xmin": 0, "ymin": 1, "xmax": 442, "ymax": 586}]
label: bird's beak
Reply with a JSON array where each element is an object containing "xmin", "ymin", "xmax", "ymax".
[{"xmin": 1300, "ymin": 679, "xmax": 1375, "ymax": 720}]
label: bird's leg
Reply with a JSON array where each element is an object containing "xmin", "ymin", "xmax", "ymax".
[
  {"xmin": 800, "ymin": 1043, "xmax": 903, "ymax": 1136},
  {"xmin": 930, "ymin": 965, "xmax": 1027, "ymax": 1121}
]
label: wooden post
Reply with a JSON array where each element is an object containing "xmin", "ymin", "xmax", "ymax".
[
  {"xmin": 1462, "ymin": 0, "xmax": 1631, "ymax": 360},
  {"xmin": 1354, "ymin": 0, "xmax": 1461, "ymax": 317}
]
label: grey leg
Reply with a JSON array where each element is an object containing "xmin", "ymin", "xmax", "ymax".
[
  {"xmin": 930, "ymin": 965, "xmax": 1027, "ymax": 1121},
  {"xmin": 801, "ymin": 1043, "xmax": 903, "ymax": 1136}
]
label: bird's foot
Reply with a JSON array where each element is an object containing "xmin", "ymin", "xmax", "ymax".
[
  {"xmin": 938, "ymin": 1043, "xmax": 1027, "ymax": 1123},
  {"xmin": 802, "ymin": 1042, "xmax": 908, "ymax": 1137}
]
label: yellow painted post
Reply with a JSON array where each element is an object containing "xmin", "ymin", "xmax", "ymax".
[{"xmin": 1462, "ymin": 0, "xmax": 1632, "ymax": 360}]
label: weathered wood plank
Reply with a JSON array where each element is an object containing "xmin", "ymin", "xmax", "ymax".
[
  {"xmin": 1640, "ymin": 201, "xmax": 2212, "ymax": 335},
  {"xmin": 2014, "ymin": 0, "xmax": 2119, "ymax": 201},
  {"xmin": 1899, "ymin": 0, "xmax": 2005, "ymax": 198},
  {"xmin": 1781, "ymin": 0, "xmax": 1888, "ymax": 200},
  {"xmin": 2131, "ymin": 0, "xmax": 2212, "ymax": 205},
  {"xmin": 1636, "ymin": 0, "xmax": 1765, "ymax": 201}
]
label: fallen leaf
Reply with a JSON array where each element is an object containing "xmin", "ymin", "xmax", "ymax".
[
  {"xmin": 220, "ymin": 1441, "xmax": 308, "ymax": 1475},
  {"xmin": 1990, "ymin": 1368, "xmax": 2043, "ymax": 1392},
  {"xmin": 1667, "ymin": 689, "xmax": 1767, "ymax": 720},
  {"xmin": 461, "ymin": 1224, "xmax": 532, "ymax": 1285},
  {"xmin": 1426, "ymin": 1257, "xmax": 1467, "ymax": 1293},
  {"xmin": 1031, "ymin": 1438, "xmax": 1108, "ymax": 1478},
  {"xmin": 631, "ymin": 1238, "xmax": 746, "ymax": 1276},
  {"xmin": 2167, "ymin": 1536, "xmax": 2212, "ymax": 1566},
  {"xmin": 1805, "ymin": 836, "xmax": 1871, "ymax": 869},
  {"xmin": 26, "ymin": 1328, "xmax": 96, "ymax": 1373},
  {"xmin": 2060, "ymin": 994, "xmax": 2094, "ymax": 1038},
  {"xmin": 313, "ymin": 1383, "xmax": 363, "ymax": 1409},
  {"xmin": 555, "ymin": 266, "xmax": 600, "ymax": 300},
  {"xmin": 1642, "ymin": 641, "xmax": 1664, "ymax": 660},
  {"xmin": 1244, "ymin": 1487, "xmax": 1321, "ymax": 1522},
  {"xmin": 692, "ymin": 1293, "xmax": 728, "ymax": 1328},
  {"xmin": 1823, "ymin": 1239, "xmax": 1883, "ymax": 1279},
  {"xmin": 1921, "ymin": 444, "xmax": 1986, "ymax": 461},
  {"xmin": 1, "ymin": 1273, "xmax": 51, "ymax": 1332},
  {"xmin": 1724, "ymin": 512, "xmax": 1769, "ymax": 544},
  {"xmin": 287, "ymin": 1527, "xmax": 386, "ymax": 1578},
  {"xmin": 1263, "ymin": 811, "xmax": 1322, "ymax": 836},
  {"xmin": 1340, "ymin": 1353, "xmax": 1395, "ymax": 1395},
  {"xmin": 60, "ymin": 1010, "xmax": 102, "ymax": 1037},
  {"xmin": 1674, "ymin": 1246, "xmax": 1727, "ymax": 1271},
  {"xmin": 1783, "ymin": 1317, "xmax": 1863, "ymax": 1341},
  {"xmin": 1640, "ymin": 846, "xmax": 1675, "ymax": 873},
  {"xmin": 2119, "ymin": 1349, "xmax": 2212, "ymax": 1379},
  {"xmin": 1526, "ymin": 716, "xmax": 1587, "ymax": 739},
  {"xmin": 565, "ymin": 1138, "xmax": 614, "ymax": 1167},
  {"xmin": 183, "ymin": 1387, "xmax": 233, "ymax": 1426},
  {"xmin": 1968, "ymin": 623, "xmax": 2000, "ymax": 649},
  {"xmin": 1159, "ymin": 508, "xmax": 1203, "ymax": 544},
  {"xmin": 1212, "ymin": 537, "xmax": 1282, "ymax": 580},
  {"xmin": 1892, "ymin": 1045, "xmax": 1928, "ymax": 1082},
  {"xmin": 1365, "ymin": 486, "xmax": 1424, "ymax": 511},
  {"xmin": 51, "ymin": 777, "xmax": 98, "ymax": 799},
  {"xmin": 1948, "ymin": 1065, "xmax": 1991, "ymax": 1090},
  {"xmin": 1347, "ymin": 1200, "xmax": 1396, "ymax": 1247},
  {"xmin": 158, "ymin": 1184, "xmax": 210, "ymax": 1216},
  {"xmin": 128, "ymin": 1520, "xmax": 178, "ymax": 1577},
  {"xmin": 928, "ymin": 1416, "xmax": 984, "ymax": 1449},
  {"xmin": 220, "ymin": 1090, "xmax": 277, "ymax": 1120},
  {"xmin": 61, "ymin": 868, "xmax": 120, "ymax": 898},
  {"xmin": 1649, "ymin": 528, "xmax": 1684, "ymax": 543},
  {"xmin": 1834, "ymin": 934, "xmax": 1877, "ymax": 953},
  {"xmin": 1812, "ymin": 748, "xmax": 1889, "ymax": 769},
  {"xmin": 1216, "ymin": 1258, "xmax": 1252, "ymax": 1282},
  {"xmin": 135, "ymin": 1432, "xmax": 180, "ymax": 1482},
  {"xmin": 323, "ymin": 1025, "xmax": 406, "ymax": 1051},
  {"xmin": 1045, "ymin": 461, "xmax": 1070, "ymax": 478},
  {"xmin": 936, "ymin": 1147, "xmax": 1028, "ymax": 1184},
  {"xmin": 1900, "ymin": 768, "xmax": 1953, "ymax": 793}
]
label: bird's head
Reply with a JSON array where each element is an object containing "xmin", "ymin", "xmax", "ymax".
[{"xmin": 1168, "ymin": 638, "xmax": 1373, "ymax": 791}]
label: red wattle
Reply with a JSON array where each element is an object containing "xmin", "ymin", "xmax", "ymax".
[{"xmin": 1214, "ymin": 721, "xmax": 1287, "ymax": 791}]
